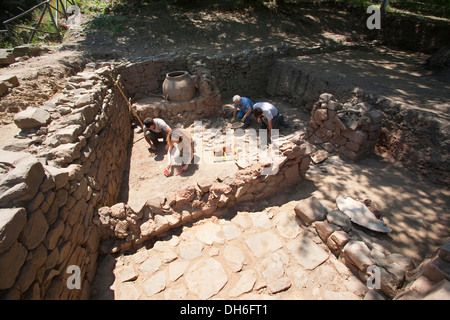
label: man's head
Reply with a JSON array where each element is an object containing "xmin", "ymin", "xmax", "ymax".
[
  {"xmin": 253, "ymin": 107, "xmax": 263, "ymax": 120},
  {"xmin": 144, "ymin": 118, "xmax": 155, "ymax": 129},
  {"xmin": 233, "ymin": 95, "xmax": 241, "ymax": 105}
]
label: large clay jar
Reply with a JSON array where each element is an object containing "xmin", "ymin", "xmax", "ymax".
[{"xmin": 162, "ymin": 71, "xmax": 196, "ymax": 102}]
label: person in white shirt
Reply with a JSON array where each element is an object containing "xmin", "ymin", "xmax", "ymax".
[
  {"xmin": 143, "ymin": 117, "xmax": 172, "ymax": 151},
  {"xmin": 252, "ymin": 102, "xmax": 288, "ymax": 139},
  {"xmin": 164, "ymin": 128, "xmax": 194, "ymax": 176}
]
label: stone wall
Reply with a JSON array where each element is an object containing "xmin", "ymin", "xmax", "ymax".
[
  {"xmin": 0, "ymin": 63, "xmax": 132, "ymax": 299},
  {"xmin": 116, "ymin": 45, "xmax": 302, "ymax": 103},
  {"xmin": 93, "ymin": 130, "xmax": 312, "ymax": 254},
  {"xmin": 308, "ymin": 93, "xmax": 382, "ymax": 161},
  {"xmin": 267, "ymin": 57, "xmax": 449, "ymax": 185},
  {"xmin": 294, "ymin": 196, "xmax": 416, "ymax": 299},
  {"xmin": 133, "ymin": 69, "xmax": 222, "ymax": 127}
]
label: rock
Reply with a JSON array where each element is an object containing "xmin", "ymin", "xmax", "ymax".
[
  {"xmin": 14, "ymin": 107, "xmax": 51, "ymax": 129},
  {"xmin": 327, "ymin": 231, "xmax": 350, "ymax": 256},
  {"xmin": 115, "ymin": 265, "xmax": 138, "ymax": 282},
  {"xmin": 178, "ymin": 241, "xmax": 204, "ymax": 260},
  {"xmin": 267, "ymin": 277, "xmax": 292, "ymax": 294},
  {"xmin": 194, "ymin": 222, "xmax": 224, "ymax": 245},
  {"xmin": 380, "ymin": 265, "xmax": 404, "ymax": 299},
  {"xmin": 245, "ymin": 231, "xmax": 283, "ymax": 258},
  {"xmin": 0, "ymin": 208, "xmax": 27, "ymax": 254},
  {"xmin": 111, "ymin": 203, "xmax": 127, "ymax": 219},
  {"xmin": 0, "ymin": 157, "xmax": 45, "ymax": 207},
  {"xmin": 314, "ymin": 220, "xmax": 340, "ymax": 243},
  {"xmin": 294, "ymin": 196, "xmax": 327, "ymax": 226},
  {"xmin": 326, "ymin": 210, "xmax": 352, "ymax": 232},
  {"xmin": 287, "ymin": 235, "xmax": 329, "ymax": 270},
  {"xmin": 142, "ymin": 272, "xmax": 166, "ymax": 297},
  {"xmin": 0, "ymin": 75, "xmax": 19, "ymax": 88},
  {"xmin": 168, "ymin": 260, "xmax": 190, "ymax": 282},
  {"xmin": 223, "ymin": 244, "xmax": 246, "ymax": 272},
  {"xmin": 54, "ymin": 124, "xmax": 83, "ymax": 144},
  {"xmin": 228, "ymin": 269, "xmax": 256, "ymax": 297},
  {"xmin": 423, "ymin": 257, "xmax": 450, "ymax": 282},
  {"xmin": 185, "ymin": 258, "xmax": 228, "ymax": 299},
  {"xmin": 273, "ymin": 211, "xmax": 301, "ymax": 239},
  {"xmin": 139, "ymin": 256, "xmax": 162, "ymax": 274},
  {"xmin": 0, "ymin": 241, "xmax": 27, "ymax": 290},
  {"xmin": 311, "ymin": 149, "xmax": 329, "ymax": 164},
  {"xmin": 342, "ymin": 240, "xmax": 376, "ymax": 273},
  {"xmin": 0, "ymin": 49, "xmax": 15, "ymax": 66},
  {"xmin": 423, "ymin": 279, "xmax": 450, "ymax": 300},
  {"xmin": 19, "ymin": 209, "xmax": 49, "ymax": 250},
  {"xmin": 439, "ymin": 240, "xmax": 450, "ymax": 263},
  {"xmin": 386, "ymin": 253, "xmax": 415, "ymax": 272}
]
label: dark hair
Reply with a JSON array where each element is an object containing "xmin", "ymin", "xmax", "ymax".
[
  {"xmin": 144, "ymin": 118, "xmax": 154, "ymax": 128},
  {"xmin": 253, "ymin": 107, "xmax": 263, "ymax": 118}
]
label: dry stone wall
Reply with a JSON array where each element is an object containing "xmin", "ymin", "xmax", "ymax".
[
  {"xmin": 133, "ymin": 69, "xmax": 222, "ymax": 127},
  {"xmin": 93, "ymin": 130, "xmax": 312, "ymax": 254},
  {"xmin": 267, "ymin": 57, "xmax": 449, "ymax": 185},
  {"xmin": 0, "ymin": 63, "xmax": 132, "ymax": 299},
  {"xmin": 294, "ymin": 196, "xmax": 416, "ymax": 299},
  {"xmin": 308, "ymin": 93, "xmax": 382, "ymax": 161}
]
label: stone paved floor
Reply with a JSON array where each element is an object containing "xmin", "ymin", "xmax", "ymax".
[{"xmin": 91, "ymin": 201, "xmax": 376, "ymax": 300}]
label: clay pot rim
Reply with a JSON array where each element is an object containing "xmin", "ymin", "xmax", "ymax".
[{"xmin": 166, "ymin": 71, "xmax": 189, "ymax": 79}]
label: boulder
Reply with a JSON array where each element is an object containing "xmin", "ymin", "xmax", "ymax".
[
  {"xmin": 294, "ymin": 196, "xmax": 327, "ymax": 225},
  {"xmin": 0, "ymin": 208, "xmax": 27, "ymax": 254},
  {"xmin": 342, "ymin": 240, "xmax": 376, "ymax": 273},
  {"xmin": 14, "ymin": 107, "xmax": 51, "ymax": 129},
  {"xmin": 0, "ymin": 49, "xmax": 15, "ymax": 66}
]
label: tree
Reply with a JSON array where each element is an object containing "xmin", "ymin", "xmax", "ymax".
[{"xmin": 381, "ymin": 0, "xmax": 389, "ymax": 13}]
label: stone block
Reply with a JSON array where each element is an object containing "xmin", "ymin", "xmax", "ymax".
[
  {"xmin": 0, "ymin": 241, "xmax": 27, "ymax": 290},
  {"xmin": 313, "ymin": 109, "xmax": 328, "ymax": 122},
  {"xmin": 314, "ymin": 220, "xmax": 340, "ymax": 243},
  {"xmin": 423, "ymin": 256, "xmax": 450, "ymax": 282},
  {"xmin": 14, "ymin": 107, "xmax": 51, "ymax": 129},
  {"xmin": 0, "ymin": 49, "xmax": 15, "ymax": 65},
  {"xmin": 294, "ymin": 196, "xmax": 327, "ymax": 226},
  {"xmin": 0, "ymin": 207, "xmax": 27, "ymax": 254},
  {"xmin": 439, "ymin": 240, "xmax": 450, "ymax": 263},
  {"xmin": 0, "ymin": 157, "xmax": 45, "ymax": 207},
  {"xmin": 327, "ymin": 231, "xmax": 350, "ymax": 256},
  {"xmin": 19, "ymin": 209, "xmax": 49, "ymax": 250},
  {"xmin": 326, "ymin": 209, "xmax": 352, "ymax": 232},
  {"xmin": 342, "ymin": 240, "xmax": 375, "ymax": 273}
]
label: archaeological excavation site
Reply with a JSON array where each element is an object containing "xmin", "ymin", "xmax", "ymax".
[{"xmin": 0, "ymin": 1, "xmax": 449, "ymax": 302}]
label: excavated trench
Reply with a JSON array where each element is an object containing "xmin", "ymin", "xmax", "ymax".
[{"xmin": 0, "ymin": 45, "xmax": 448, "ymax": 300}]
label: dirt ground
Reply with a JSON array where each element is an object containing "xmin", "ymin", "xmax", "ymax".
[{"xmin": 0, "ymin": 2, "xmax": 449, "ymax": 298}]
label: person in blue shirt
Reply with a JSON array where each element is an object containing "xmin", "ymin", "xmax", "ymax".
[{"xmin": 232, "ymin": 95, "xmax": 254, "ymax": 128}]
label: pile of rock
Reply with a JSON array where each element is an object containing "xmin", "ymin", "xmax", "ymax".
[
  {"xmin": 308, "ymin": 93, "xmax": 383, "ymax": 161},
  {"xmin": 93, "ymin": 132, "xmax": 312, "ymax": 254},
  {"xmin": 396, "ymin": 239, "xmax": 450, "ymax": 300},
  {"xmin": 294, "ymin": 196, "xmax": 415, "ymax": 299}
]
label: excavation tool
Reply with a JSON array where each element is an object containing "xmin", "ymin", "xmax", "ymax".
[{"xmin": 110, "ymin": 73, "xmax": 144, "ymax": 129}]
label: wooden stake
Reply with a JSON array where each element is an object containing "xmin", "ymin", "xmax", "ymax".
[{"xmin": 110, "ymin": 73, "xmax": 144, "ymax": 128}]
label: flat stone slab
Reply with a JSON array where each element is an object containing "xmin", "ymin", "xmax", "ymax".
[
  {"xmin": 273, "ymin": 211, "xmax": 301, "ymax": 239},
  {"xmin": 287, "ymin": 235, "xmax": 329, "ymax": 270},
  {"xmin": 185, "ymin": 258, "xmax": 228, "ymax": 299},
  {"xmin": 245, "ymin": 230, "xmax": 283, "ymax": 258},
  {"xmin": 194, "ymin": 222, "xmax": 224, "ymax": 245}
]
